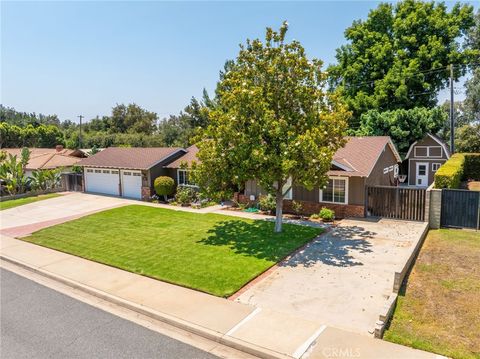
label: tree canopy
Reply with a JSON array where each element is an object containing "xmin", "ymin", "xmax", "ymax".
[
  {"xmin": 194, "ymin": 22, "xmax": 349, "ymax": 232},
  {"xmin": 329, "ymin": 0, "xmax": 477, "ymax": 127},
  {"xmin": 355, "ymin": 107, "xmax": 446, "ymax": 155}
]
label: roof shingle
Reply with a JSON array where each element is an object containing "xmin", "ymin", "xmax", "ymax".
[
  {"xmin": 328, "ymin": 136, "xmax": 401, "ymax": 177},
  {"xmin": 77, "ymin": 147, "xmax": 185, "ymax": 170}
]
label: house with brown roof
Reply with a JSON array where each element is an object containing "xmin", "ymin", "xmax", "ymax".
[
  {"xmin": 2, "ymin": 146, "xmax": 86, "ymax": 177},
  {"xmin": 164, "ymin": 145, "xmax": 199, "ymax": 187},
  {"xmin": 403, "ymin": 133, "xmax": 450, "ymax": 187},
  {"xmin": 242, "ymin": 136, "xmax": 402, "ymax": 218},
  {"xmin": 77, "ymin": 147, "xmax": 186, "ymax": 199}
]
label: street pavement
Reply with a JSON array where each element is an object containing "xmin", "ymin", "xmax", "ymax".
[{"xmin": 0, "ymin": 268, "xmax": 217, "ymax": 359}]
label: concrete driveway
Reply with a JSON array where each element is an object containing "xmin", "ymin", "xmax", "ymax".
[
  {"xmin": 0, "ymin": 193, "xmax": 131, "ymax": 236},
  {"xmin": 234, "ymin": 218, "xmax": 428, "ymax": 335}
]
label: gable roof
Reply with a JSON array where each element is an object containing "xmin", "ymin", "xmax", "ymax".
[
  {"xmin": 404, "ymin": 133, "xmax": 451, "ymax": 160},
  {"xmin": 328, "ymin": 136, "xmax": 401, "ymax": 177},
  {"xmin": 76, "ymin": 147, "xmax": 185, "ymax": 170},
  {"xmin": 165, "ymin": 145, "xmax": 199, "ymax": 168}
]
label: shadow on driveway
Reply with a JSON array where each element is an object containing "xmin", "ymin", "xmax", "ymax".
[{"xmin": 280, "ymin": 225, "xmax": 376, "ymax": 268}]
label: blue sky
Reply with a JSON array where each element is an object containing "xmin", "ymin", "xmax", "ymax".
[{"xmin": 1, "ymin": 1, "xmax": 477, "ymax": 123}]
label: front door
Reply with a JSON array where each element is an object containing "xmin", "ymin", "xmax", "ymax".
[{"xmin": 416, "ymin": 162, "xmax": 429, "ymax": 187}]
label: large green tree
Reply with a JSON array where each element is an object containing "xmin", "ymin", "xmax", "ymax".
[
  {"xmin": 195, "ymin": 22, "xmax": 349, "ymax": 233},
  {"xmin": 109, "ymin": 103, "xmax": 158, "ymax": 135},
  {"xmin": 355, "ymin": 107, "xmax": 446, "ymax": 155},
  {"xmin": 329, "ymin": 0, "xmax": 477, "ymax": 127}
]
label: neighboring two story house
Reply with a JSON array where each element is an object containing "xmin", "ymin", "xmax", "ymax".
[{"xmin": 404, "ymin": 133, "xmax": 450, "ymax": 187}]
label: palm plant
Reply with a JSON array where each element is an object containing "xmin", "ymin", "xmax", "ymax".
[{"xmin": 0, "ymin": 148, "xmax": 31, "ymax": 195}]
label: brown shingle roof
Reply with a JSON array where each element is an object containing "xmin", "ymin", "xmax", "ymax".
[
  {"xmin": 165, "ymin": 145, "xmax": 199, "ymax": 168},
  {"xmin": 1, "ymin": 148, "xmax": 84, "ymax": 170},
  {"xmin": 328, "ymin": 136, "xmax": 401, "ymax": 177},
  {"xmin": 26, "ymin": 153, "xmax": 82, "ymax": 170},
  {"xmin": 77, "ymin": 147, "xmax": 185, "ymax": 170}
]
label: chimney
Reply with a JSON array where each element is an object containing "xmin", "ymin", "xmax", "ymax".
[{"xmin": 55, "ymin": 145, "xmax": 64, "ymax": 152}]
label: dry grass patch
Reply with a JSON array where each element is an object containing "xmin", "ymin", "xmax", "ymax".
[{"xmin": 384, "ymin": 229, "xmax": 480, "ymax": 359}]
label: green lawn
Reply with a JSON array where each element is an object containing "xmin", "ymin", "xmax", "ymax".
[
  {"xmin": 23, "ymin": 205, "xmax": 322, "ymax": 297},
  {"xmin": 0, "ymin": 193, "xmax": 61, "ymax": 211},
  {"xmin": 384, "ymin": 229, "xmax": 480, "ymax": 359}
]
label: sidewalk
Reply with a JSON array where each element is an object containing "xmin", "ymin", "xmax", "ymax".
[{"xmin": 0, "ymin": 235, "xmax": 441, "ymax": 359}]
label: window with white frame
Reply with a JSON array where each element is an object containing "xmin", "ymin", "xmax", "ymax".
[
  {"xmin": 432, "ymin": 163, "xmax": 442, "ymax": 172},
  {"xmin": 178, "ymin": 169, "xmax": 196, "ymax": 186},
  {"xmin": 320, "ymin": 177, "xmax": 348, "ymax": 204},
  {"xmin": 394, "ymin": 164, "xmax": 399, "ymax": 177}
]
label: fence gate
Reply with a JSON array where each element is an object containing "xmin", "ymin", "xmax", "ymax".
[
  {"xmin": 65, "ymin": 173, "xmax": 83, "ymax": 192},
  {"xmin": 366, "ymin": 186, "xmax": 426, "ymax": 221},
  {"xmin": 441, "ymin": 189, "xmax": 480, "ymax": 229}
]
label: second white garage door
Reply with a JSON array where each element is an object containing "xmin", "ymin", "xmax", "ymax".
[
  {"xmin": 121, "ymin": 170, "xmax": 142, "ymax": 199},
  {"xmin": 85, "ymin": 168, "xmax": 120, "ymax": 196}
]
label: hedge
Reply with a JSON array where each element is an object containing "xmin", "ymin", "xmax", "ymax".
[
  {"xmin": 434, "ymin": 154, "xmax": 465, "ymax": 189},
  {"xmin": 463, "ymin": 153, "xmax": 480, "ymax": 180}
]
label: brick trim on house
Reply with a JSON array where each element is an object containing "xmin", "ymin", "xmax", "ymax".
[{"xmin": 237, "ymin": 194, "xmax": 364, "ymax": 219}]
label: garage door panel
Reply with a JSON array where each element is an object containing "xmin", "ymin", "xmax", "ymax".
[
  {"xmin": 85, "ymin": 168, "xmax": 120, "ymax": 196},
  {"xmin": 121, "ymin": 170, "xmax": 142, "ymax": 199}
]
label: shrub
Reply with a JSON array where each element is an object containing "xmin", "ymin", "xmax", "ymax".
[
  {"xmin": 310, "ymin": 213, "xmax": 320, "ymax": 220},
  {"xmin": 463, "ymin": 153, "xmax": 480, "ymax": 180},
  {"xmin": 175, "ymin": 186, "xmax": 197, "ymax": 205},
  {"xmin": 154, "ymin": 176, "xmax": 175, "ymax": 200},
  {"xmin": 292, "ymin": 200, "xmax": 303, "ymax": 216},
  {"xmin": 259, "ymin": 194, "xmax": 276, "ymax": 213},
  {"xmin": 434, "ymin": 154, "xmax": 465, "ymax": 189},
  {"xmin": 319, "ymin": 207, "xmax": 335, "ymax": 221}
]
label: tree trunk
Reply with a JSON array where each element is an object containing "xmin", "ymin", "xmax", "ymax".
[{"xmin": 274, "ymin": 187, "xmax": 284, "ymax": 233}]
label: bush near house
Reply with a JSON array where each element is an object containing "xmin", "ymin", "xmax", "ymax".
[
  {"xmin": 175, "ymin": 185, "xmax": 197, "ymax": 205},
  {"xmin": 434, "ymin": 153, "xmax": 480, "ymax": 189},
  {"xmin": 154, "ymin": 176, "xmax": 175, "ymax": 201},
  {"xmin": 319, "ymin": 207, "xmax": 335, "ymax": 221},
  {"xmin": 258, "ymin": 194, "xmax": 276, "ymax": 214},
  {"xmin": 434, "ymin": 154, "xmax": 465, "ymax": 189}
]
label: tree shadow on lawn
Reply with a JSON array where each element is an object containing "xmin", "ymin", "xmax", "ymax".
[
  {"xmin": 280, "ymin": 225, "xmax": 376, "ymax": 268},
  {"xmin": 197, "ymin": 220, "xmax": 320, "ymax": 262}
]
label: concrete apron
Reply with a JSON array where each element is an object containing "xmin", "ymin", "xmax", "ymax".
[{"xmin": 0, "ymin": 236, "xmax": 440, "ymax": 359}]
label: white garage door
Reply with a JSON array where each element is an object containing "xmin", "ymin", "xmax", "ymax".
[
  {"xmin": 85, "ymin": 168, "xmax": 120, "ymax": 196},
  {"xmin": 121, "ymin": 170, "xmax": 142, "ymax": 199}
]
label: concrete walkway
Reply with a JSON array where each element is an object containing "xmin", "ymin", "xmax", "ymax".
[{"xmin": 0, "ymin": 235, "xmax": 440, "ymax": 359}]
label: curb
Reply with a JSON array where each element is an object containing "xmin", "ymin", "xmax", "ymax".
[
  {"xmin": 374, "ymin": 223, "xmax": 430, "ymax": 338},
  {"xmin": 0, "ymin": 254, "xmax": 291, "ymax": 359}
]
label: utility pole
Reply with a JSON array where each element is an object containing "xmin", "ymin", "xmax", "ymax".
[
  {"xmin": 78, "ymin": 115, "xmax": 84, "ymax": 149},
  {"xmin": 449, "ymin": 64, "xmax": 455, "ymax": 154}
]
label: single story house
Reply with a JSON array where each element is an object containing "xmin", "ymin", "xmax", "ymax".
[
  {"xmin": 2, "ymin": 146, "xmax": 86, "ymax": 177},
  {"xmin": 241, "ymin": 136, "xmax": 402, "ymax": 218},
  {"xmin": 403, "ymin": 133, "xmax": 450, "ymax": 187},
  {"xmin": 76, "ymin": 147, "xmax": 187, "ymax": 199}
]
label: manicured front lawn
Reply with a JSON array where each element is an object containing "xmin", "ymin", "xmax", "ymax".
[
  {"xmin": 23, "ymin": 205, "xmax": 322, "ymax": 297},
  {"xmin": 0, "ymin": 193, "xmax": 61, "ymax": 211},
  {"xmin": 384, "ymin": 229, "xmax": 480, "ymax": 359}
]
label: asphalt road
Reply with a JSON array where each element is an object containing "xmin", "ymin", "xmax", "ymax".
[{"xmin": 0, "ymin": 268, "xmax": 217, "ymax": 359}]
